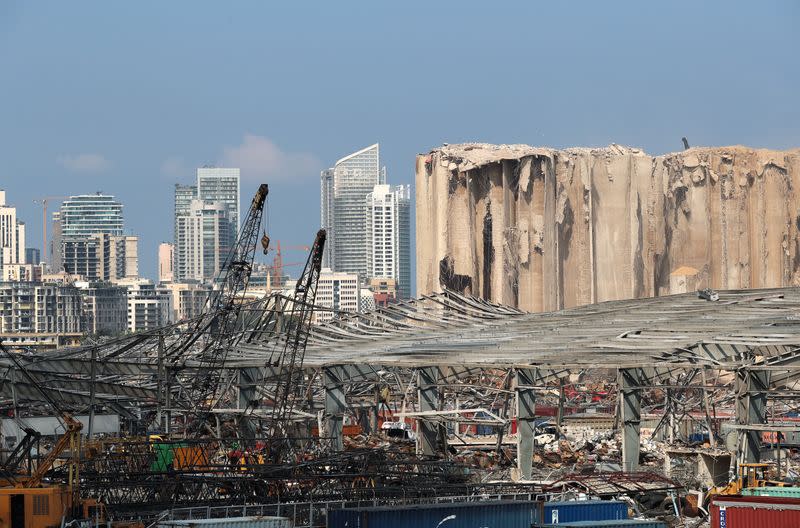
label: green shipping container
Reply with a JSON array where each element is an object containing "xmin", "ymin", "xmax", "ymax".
[{"xmin": 741, "ymin": 486, "xmax": 800, "ymax": 498}]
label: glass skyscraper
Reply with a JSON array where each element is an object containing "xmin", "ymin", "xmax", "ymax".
[
  {"xmin": 320, "ymin": 144, "xmax": 385, "ymax": 278},
  {"xmin": 60, "ymin": 194, "xmax": 124, "ymax": 238}
]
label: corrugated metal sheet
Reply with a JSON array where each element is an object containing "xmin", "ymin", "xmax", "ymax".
[
  {"xmin": 711, "ymin": 495, "xmax": 800, "ymax": 528},
  {"xmin": 742, "ymin": 486, "xmax": 800, "ymax": 498},
  {"xmin": 327, "ymin": 500, "xmax": 540, "ymax": 528},
  {"xmin": 158, "ymin": 516, "xmax": 291, "ymax": 528},
  {"xmin": 538, "ymin": 520, "xmax": 666, "ymax": 528},
  {"xmin": 542, "ymin": 500, "xmax": 627, "ymax": 524}
]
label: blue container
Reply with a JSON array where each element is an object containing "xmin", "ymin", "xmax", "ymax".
[
  {"xmin": 327, "ymin": 500, "xmax": 540, "ymax": 528},
  {"xmin": 538, "ymin": 521, "xmax": 666, "ymax": 528},
  {"xmin": 542, "ymin": 500, "xmax": 627, "ymax": 525}
]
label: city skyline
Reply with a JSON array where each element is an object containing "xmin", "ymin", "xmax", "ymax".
[{"xmin": 3, "ymin": 3, "xmax": 795, "ymax": 286}]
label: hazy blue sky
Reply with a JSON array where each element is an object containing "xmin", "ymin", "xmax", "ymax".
[{"xmin": 1, "ymin": 1, "xmax": 798, "ymax": 283}]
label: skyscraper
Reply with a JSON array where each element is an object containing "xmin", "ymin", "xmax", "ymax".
[
  {"xmin": 197, "ymin": 167, "xmax": 240, "ymax": 232},
  {"xmin": 320, "ymin": 144, "xmax": 385, "ymax": 278},
  {"xmin": 158, "ymin": 242, "xmax": 174, "ymax": 283},
  {"xmin": 0, "ymin": 190, "xmax": 26, "ymax": 268},
  {"xmin": 173, "ymin": 169, "xmax": 240, "ymax": 282},
  {"xmin": 366, "ymin": 184, "xmax": 411, "ymax": 299},
  {"xmin": 175, "ymin": 199, "xmax": 232, "ymax": 281},
  {"xmin": 60, "ymin": 194, "xmax": 124, "ymax": 237},
  {"xmin": 320, "ymin": 169, "xmax": 335, "ymax": 268}
]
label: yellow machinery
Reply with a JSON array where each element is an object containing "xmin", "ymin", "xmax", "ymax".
[
  {"xmin": 0, "ymin": 342, "xmax": 92, "ymax": 528},
  {"xmin": 704, "ymin": 462, "xmax": 789, "ymax": 509}
]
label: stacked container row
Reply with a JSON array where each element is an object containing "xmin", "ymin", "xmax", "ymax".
[{"xmin": 710, "ymin": 495, "xmax": 800, "ymax": 528}]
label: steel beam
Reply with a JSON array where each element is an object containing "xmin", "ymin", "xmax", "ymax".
[
  {"xmin": 323, "ymin": 365, "xmax": 346, "ymax": 451},
  {"xmin": 618, "ymin": 368, "xmax": 643, "ymax": 472},
  {"xmin": 417, "ymin": 367, "xmax": 441, "ymax": 456},
  {"xmin": 736, "ymin": 368, "xmax": 770, "ymax": 464},
  {"xmin": 515, "ymin": 368, "xmax": 536, "ymax": 480}
]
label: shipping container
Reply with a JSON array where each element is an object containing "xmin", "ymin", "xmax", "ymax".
[
  {"xmin": 710, "ymin": 495, "xmax": 800, "ymax": 528},
  {"xmin": 542, "ymin": 500, "xmax": 627, "ymax": 525},
  {"xmin": 158, "ymin": 516, "xmax": 292, "ymax": 528},
  {"xmin": 537, "ymin": 520, "xmax": 666, "ymax": 528},
  {"xmin": 742, "ymin": 486, "xmax": 800, "ymax": 498},
  {"xmin": 327, "ymin": 500, "xmax": 540, "ymax": 528}
]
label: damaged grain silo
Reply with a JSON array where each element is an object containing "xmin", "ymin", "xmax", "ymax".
[{"xmin": 416, "ymin": 143, "xmax": 800, "ymax": 311}]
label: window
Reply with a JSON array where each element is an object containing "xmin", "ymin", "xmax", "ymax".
[{"xmin": 33, "ymin": 495, "xmax": 50, "ymax": 516}]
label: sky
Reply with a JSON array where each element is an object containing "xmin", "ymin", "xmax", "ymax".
[{"xmin": 1, "ymin": 1, "xmax": 798, "ymax": 285}]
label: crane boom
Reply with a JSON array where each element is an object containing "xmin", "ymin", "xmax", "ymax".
[
  {"xmin": 267, "ymin": 229, "xmax": 326, "ymax": 460},
  {"xmin": 178, "ymin": 184, "xmax": 269, "ymax": 433}
]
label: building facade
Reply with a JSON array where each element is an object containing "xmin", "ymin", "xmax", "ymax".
[
  {"xmin": 158, "ymin": 243, "xmax": 174, "ymax": 283},
  {"xmin": 175, "ymin": 200, "xmax": 231, "ymax": 282},
  {"xmin": 118, "ymin": 279, "xmax": 173, "ymax": 333},
  {"xmin": 0, "ymin": 282, "xmax": 83, "ymax": 334},
  {"xmin": 162, "ymin": 281, "xmax": 211, "ymax": 322},
  {"xmin": 60, "ymin": 194, "xmax": 124, "ymax": 238},
  {"xmin": 320, "ymin": 144, "xmax": 385, "ymax": 278},
  {"xmin": 313, "ymin": 268, "xmax": 360, "ymax": 324},
  {"xmin": 366, "ymin": 184, "xmax": 411, "ymax": 299},
  {"xmin": 25, "ymin": 248, "xmax": 40, "ymax": 265},
  {"xmin": 0, "ymin": 190, "xmax": 27, "ymax": 271},
  {"xmin": 197, "ymin": 167, "xmax": 240, "ymax": 233},
  {"xmin": 76, "ymin": 281, "xmax": 128, "ymax": 335},
  {"xmin": 173, "ymin": 169, "xmax": 240, "ymax": 283},
  {"xmin": 61, "ymin": 233, "xmax": 138, "ymax": 281}
]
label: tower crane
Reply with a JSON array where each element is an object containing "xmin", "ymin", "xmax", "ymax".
[
  {"xmin": 269, "ymin": 240, "xmax": 311, "ymax": 286},
  {"xmin": 32, "ymin": 196, "xmax": 68, "ymax": 268}
]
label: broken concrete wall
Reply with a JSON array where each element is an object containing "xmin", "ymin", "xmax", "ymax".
[{"xmin": 416, "ymin": 143, "xmax": 800, "ymax": 311}]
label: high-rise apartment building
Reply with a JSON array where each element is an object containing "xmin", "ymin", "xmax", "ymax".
[
  {"xmin": 313, "ymin": 268, "xmax": 360, "ymax": 324},
  {"xmin": 60, "ymin": 194, "xmax": 124, "ymax": 238},
  {"xmin": 116, "ymin": 279, "xmax": 173, "ymax": 333},
  {"xmin": 0, "ymin": 282, "xmax": 83, "ymax": 334},
  {"xmin": 76, "ymin": 281, "xmax": 129, "ymax": 335},
  {"xmin": 61, "ymin": 233, "xmax": 138, "ymax": 281},
  {"xmin": 25, "ymin": 248, "xmax": 40, "ymax": 265},
  {"xmin": 320, "ymin": 169, "xmax": 335, "ymax": 268},
  {"xmin": 197, "ymin": 168, "xmax": 240, "ymax": 231},
  {"xmin": 320, "ymin": 144, "xmax": 385, "ymax": 278},
  {"xmin": 173, "ymin": 169, "xmax": 240, "ymax": 282},
  {"xmin": 158, "ymin": 243, "xmax": 174, "ymax": 283},
  {"xmin": 175, "ymin": 199, "xmax": 232, "ymax": 281},
  {"xmin": 366, "ymin": 184, "xmax": 411, "ymax": 299},
  {"xmin": 0, "ymin": 190, "xmax": 27, "ymax": 269}
]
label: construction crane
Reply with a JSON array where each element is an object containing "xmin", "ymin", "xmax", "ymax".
[
  {"xmin": 0, "ymin": 342, "xmax": 85, "ymax": 528},
  {"xmin": 267, "ymin": 229, "xmax": 326, "ymax": 461},
  {"xmin": 32, "ymin": 196, "xmax": 68, "ymax": 268},
  {"xmin": 269, "ymin": 240, "xmax": 311, "ymax": 285},
  {"xmin": 167, "ymin": 184, "xmax": 270, "ymax": 434}
]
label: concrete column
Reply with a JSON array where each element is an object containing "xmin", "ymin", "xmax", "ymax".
[
  {"xmin": 237, "ymin": 367, "xmax": 262, "ymax": 439},
  {"xmin": 736, "ymin": 368, "xmax": 770, "ymax": 464},
  {"xmin": 417, "ymin": 367, "xmax": 440, "ymax": 456},
  {"xmin": 618, "ymin": 368, "xmax": 643, "ymax": 472},
  {"xmin": 516, "ymin": 368, "xmax": 537, "ymax": 480},
  {"xmin": 323, "ymin": 366, "xmax": 346, "ymax": 451}
]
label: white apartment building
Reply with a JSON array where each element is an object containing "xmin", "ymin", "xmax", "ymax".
[
  {"xmin": 75, "ymin": 281, "xmax": 129, "ymax": 335},
  {"xmin": 366, "ymin": 184, "xmax": 411, "ymax": 299},
  {"xmin": 197, "ymin": 167, "xmax": 241, "ymax": 234},
  {"xmin": 0, "ymin": 190, "xmax": 27, "ymax": 270},
  {"xmin": 173, "ymin": 169, "xmax": 240, "ymax": 282},
  {"xmin": 0, "ymin": 282, "xmax": 83, "ymax": 334},
  {"xmin": 61, "ymin": 233, "xmax": 138, "ymax": 281},
  {"xmin": 175, "ymin": 200, "xmax": 232, "ymax": 282},
  {"xmin": 320, "ymin": 144, "xmax": 385, "ymax": 277},
  {"xmin": 158, "ymin": 242, "xmax": 174, "ymax": 283},
  {"xmin": 162, "ymin": 281, "xmax": 211, "ymax": 322},
  {"xmin": 116, "ymin": 279, "xmax": 173, "ymax": 333},
  {"xmin": 313, "ymin": 268, "xmax": 359, "ymax": 324}
]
